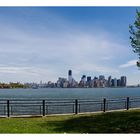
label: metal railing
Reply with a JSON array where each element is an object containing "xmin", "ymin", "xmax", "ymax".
[{"xmin": 0, "ymin": 97, "xmax": 140, "ymax": 117}]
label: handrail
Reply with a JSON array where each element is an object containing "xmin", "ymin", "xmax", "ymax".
[{"xmin": 0, "ymin": 97, "xmax": 139, "ymax": 117}]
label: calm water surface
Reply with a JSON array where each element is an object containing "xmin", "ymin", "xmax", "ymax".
[{"xmin": 0, "ymin": 88, "xmax": 139, "ymax": 99}]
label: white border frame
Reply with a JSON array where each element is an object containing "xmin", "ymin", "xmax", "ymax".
[{"xmin": 0, "ymin": 0, "xmax": 140, "ymax": 6}]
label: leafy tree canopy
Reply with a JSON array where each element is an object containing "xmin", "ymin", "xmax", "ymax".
[{"xmin": 129, "ymin": 9, "xmax": 140, "ymax": 67}]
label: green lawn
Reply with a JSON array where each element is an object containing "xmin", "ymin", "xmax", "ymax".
[{"xmin": 0, "ymin": 109, "xmax": 140, "ymax": 133}]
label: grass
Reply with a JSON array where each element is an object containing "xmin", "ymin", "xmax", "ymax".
[{"xmin": 0, "ymin": 109, "xmax": 140, "ymax": 133}]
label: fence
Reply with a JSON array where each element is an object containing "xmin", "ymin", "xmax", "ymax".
[{"xmin": 0, "ymin": 97, "xmax": 140, "ymax": 117}]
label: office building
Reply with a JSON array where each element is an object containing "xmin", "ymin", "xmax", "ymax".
[
  {"xmin": 111, "ymin": 79, "xmax": 114, "ymax": 87},
  {"xmin": 68, "ymin": 70, "xmax": 73, "ymax": 84},
  {"xmin": 108, "ymin": 76, "xmax": 112, "ymax": 87},
  {"xmin": 81, "ymin": 75, "xmax": 86, "ymax": 82},
  {"xmin": 99, "ymin": 75, "xmax": 105, "ymax": 80},
  {"xmin": 117, "ymin": 79, "xmax": 121, "ymax": 87},
  {"xmin": 114, "ymin": 78, "xmax": 117, "ymax": 87},
  {"xmin": 79, "ymin": 75, "xmax": 86, "ymax": 87},
  {"xmin": 87, "ymin": 76, "xmax": 92, "ymax": 87},
  {"xmin": 87, "ymin": 76, "xmax": 91, "ymax": 82},
  {"xmin": 120, "ymin": 76, "xmax": 127, "ymax": 87}
]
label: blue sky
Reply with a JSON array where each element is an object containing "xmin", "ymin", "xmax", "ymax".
[{"xmin": 0, "ymin": 7, "xmax": 139, "ymax": 84}]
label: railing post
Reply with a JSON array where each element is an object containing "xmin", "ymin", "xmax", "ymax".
[
  {"xmin": 42, "ymin": 100, "xmax": 45, "ymax": 116},
  {"xmin": 7, "ymin": 100, "xmax": 10, "ymax": 117},
  {"xmin": 103, "ymin": 98, "xmax": 106, "ymax": 112},
  {"xmin": 75, "ymin": 99, "xmax": 78, "ymax": 114},
  {"xmin": 126, "ymin": 97, "xmax": 129, "ymax": 110}
]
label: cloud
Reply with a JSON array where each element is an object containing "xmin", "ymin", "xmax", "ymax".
[
  {"xmin": 0, "ymin": 8, "xmax": 136, "ymax": 82},
  {"xmin": 0, "ymin": 66, "xmax": 60, "ymax": 82},
  {"xmin": 119, "ymin": 59, "xmax": 137, "ymax": 68},
  {"xmin": 0, "ymin": 23, "xmax": 131, "ymax": 82},
  {"xmin": 0, "ymin": 66, "xmax": 39, "ymax": 76}
]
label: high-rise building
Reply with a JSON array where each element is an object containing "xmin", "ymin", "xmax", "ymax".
[
  {"xmin": 68, "ymin": 70, "xmax": 72, "ymax": 84},
  {"xmin": 87, "ymin": 76, "xmax": 92, "ymax": 87},
  {"xmin": 81, "ymin": 75, "xmax": 86, "ymax": 82},
  {"xmin": 79, "ymin": 75, "xmax": 86, "ymax": 87},
  {"xmin": 114, "ymin": 78, "xmax": 117, "ymax": 87},
  {"xmin": 99, "ymin": 75, "xmax": 105, "ymax": 80},
  {"xmin": 117, "ymin": 79, "xmax": 121, "ymax": 87},
  {"xmin": 57, "ymin": 77, "xmax": 68, "ymax": 88},
  {"xmin": 108, "ymin": 76, "xmax": 112, "ymax": 87},
  {"xmin": 111, "ymin": 79, "xmax": 114, "ymax": 87},
  {"xmin": 87, "ymin": 76, "xmax": 91, "ymax": 82},
  {"xmin": 68, "ymin": 70, "xmax": 72, "ymax": 76},
  {"xmin": 120, "ymin": 76, "xmax": 127, "ymax": 87}
]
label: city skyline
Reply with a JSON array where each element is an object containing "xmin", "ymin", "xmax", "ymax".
[
  {"xmin": 0, "ymin": 7, "xmax": 140, "ymax": 84},
  {"xmin": 23, "ymin": 69, "xmax": 127, "ymax": 88},
  {"xmin": 0, "ymin": 69, "xmax": 128, "ymax": 88}
]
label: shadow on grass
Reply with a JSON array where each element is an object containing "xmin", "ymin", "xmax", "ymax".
[{"xmin": 40, "ymin": 110, "xmax": 140, "ymax": 133}]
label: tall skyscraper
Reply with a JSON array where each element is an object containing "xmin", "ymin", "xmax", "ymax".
[
  {"xmin": 87, "ymin": 76, "xmax": 91, "ymax": 82},
  {"xmin": 87, "ymin": 76, "xmax": 92, "ymax": 87},
  {"xmin": 68, "ymin": 70, "xmax": 72, "ymax": 76},
  {"xmin": 68, "ymin": 70, "xmax": 73, "ymax": 84},
  {"xmin": 111, "ymin": 79, "xmax": 114, "ymax": 87},
  {"xmin": 114, "ymin": 78, "xmax": 117, "ymax": 87},
  {"xmin": 108, "ymin": 76, "xmax": 112, "ymax": 87},
  {"xmin": 120, "ymin": 76, "xmax": 127, "ymax": 87},
  {"xmin": 117, "ymin": 79, "xmax": 121, "ymax": 87}
]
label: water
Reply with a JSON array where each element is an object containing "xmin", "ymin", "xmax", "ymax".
[
  {"xmin": 0, "ymin": 88, "xmax": 140, "ymax": 116},
  {"xmin": 0, "ymin": 88, "xmax": 139, "ymax": 99}
]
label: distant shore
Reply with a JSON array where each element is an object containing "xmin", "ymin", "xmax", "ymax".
[{"xmin": 0, "ymin": 86, "xmax": 139, "ymax": 89}]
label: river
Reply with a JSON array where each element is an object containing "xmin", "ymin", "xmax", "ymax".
[{"xmin": 0, "ymin": 88, "xmax": 139, "ymax": 99}]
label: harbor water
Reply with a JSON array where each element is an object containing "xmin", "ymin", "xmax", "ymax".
[{"xmin": 0, "ymin": 88, "xmax": 140, "ymax": 116}]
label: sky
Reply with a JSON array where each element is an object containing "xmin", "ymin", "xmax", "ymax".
[{"xmin": 0, "ymin": 7, "xmax": 139, "ymax": 85}]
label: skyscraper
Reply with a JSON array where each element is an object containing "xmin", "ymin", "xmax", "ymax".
[
  {"xmin": 114, "ymin": 78, "xmax": 117, "ymax": 87},
  {"xmin": 117, "ymin": 79, "xmax": 121, "ymax": 87},
  {"xmin": 87, "ymin": 76, "xmax": 91, "ymax": 82},
  {"xmin": 111, "ymin": 79, "xmax": 114, "ymax": 87},
  {"xmin": 108, "ymin": 76, "xmax": 112, "ymax": 87},
  {"xmin": 87, "ymin": 76, "xmax": 92, "ymax": 87},
  {"xmin": 120, "ymin": 76, "xmax": 127, "ymax": 87},
  {"xmin": 79, "ymin": 75, "xmax": 86, "ymax": 87},
  {"xmin": 68, "ymin": 70, "xmax": 72, "ymax": 84},
  {"xmin": 68, "ymin": 70, "xmax": 72, "ymax": 76},
  {"xmin": 81, "ymin": 75, "xmax": 86, "ymax": 82}
]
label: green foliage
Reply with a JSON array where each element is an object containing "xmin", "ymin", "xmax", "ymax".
[
  {"xmin": 129, "ymin": 9, "xmax": 140, "ymax": 67},
  {"xmin": 9, "ymin": 82, "xmax": 25, "ymax": 88},
  {"xmin": 0, "ymin": 109, "xmax": 140, "ymax": 133},
  {"xmin": 0, "ymin": 82, "xmax": 26, "ymax": 89}
]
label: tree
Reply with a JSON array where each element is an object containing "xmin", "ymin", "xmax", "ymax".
[{"xmin": 129, "ymin": 9, "xmax": 140, "ymax": 67}]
